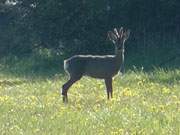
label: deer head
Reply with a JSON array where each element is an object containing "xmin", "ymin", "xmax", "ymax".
[{"xmin": 108, "ymin": 27, "xmax": 130, "ymax": 51}]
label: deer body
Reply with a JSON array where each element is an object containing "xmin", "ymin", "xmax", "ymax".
[
  {"xmin": 61, "ymin": 27, "xmax": 130, "ymax": 103},
  {"xmin": 64, "ymin": 51, "xmax": 123, "ymax": 79}
]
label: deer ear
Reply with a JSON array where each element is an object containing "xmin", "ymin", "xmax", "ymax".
[
  {"xmin": 124, "ymin": 29, "xmax": 130, "ymax": 40},
  {"xmin": 107, "ymin": 31, "xmax": 117, "ymax": 44}
]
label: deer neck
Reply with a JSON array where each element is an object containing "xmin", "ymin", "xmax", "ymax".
[{"xmin": 114, "ymin": 47, "xmax": 125, "ymax": 68}]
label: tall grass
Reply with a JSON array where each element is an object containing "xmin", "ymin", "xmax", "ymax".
[{"xmin": 0, "ymin": 55, "xmax": 179, "ymax": 135}]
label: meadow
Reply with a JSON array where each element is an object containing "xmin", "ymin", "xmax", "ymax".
[{"xmin": 0, "ymin": 57, "xmax": 179, "ymax": 135}]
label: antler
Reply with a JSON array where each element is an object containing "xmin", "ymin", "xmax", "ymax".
[
  {"xmin": 113, "ymin": 27, "xmax": 124, "ymax": 39},
  {"xmin": 107, "ymin": 31, "xmax": 118, "ymax": 44},
  {"xmin": 123, "ymin": 29, "xmax": 130, "ymax": 40},
  {"xmin": 113, "ymin": 28, "xmax": 119, "ymax": 38},
  {"xmin": 119, "ymin": 27, "xmax": 123, "ymax": 38},
  {"xmin": 108, "ymin": 27, "xmax": 130, "ymax": 43}
]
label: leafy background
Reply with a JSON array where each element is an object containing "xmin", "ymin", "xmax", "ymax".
[{"xmin": 0, "ymin": 0, "xmax": 180, "ymax": 71}]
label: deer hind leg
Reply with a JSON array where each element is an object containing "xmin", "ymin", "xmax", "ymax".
[
  {"xmin": 105, "ymin": 78, "xmax": 113, "ymax": 99},
  {"xmin": 61, "ymin": 75, "xmax": 82, "ymax": 103}
]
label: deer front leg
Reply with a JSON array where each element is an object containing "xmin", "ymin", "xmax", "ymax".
[
  {"xmin": 105, "ymin": 78, "xmax": 113, "ymax": 99},
  {"xmin": 120, "ymin": 52, "xmax": 125, "ymax": 74},
  {"xmin": 120, "ymin": 63, "xmax": 125, "ymax": 74}
]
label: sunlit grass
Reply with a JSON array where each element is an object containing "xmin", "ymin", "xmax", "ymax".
[{"xmin": 0, "ymin": 69, "xmax": 180, "ymax": 135}]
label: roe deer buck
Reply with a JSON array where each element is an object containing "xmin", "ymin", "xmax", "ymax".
[{"xmin": 61, "ymin": 27, "xmax": 130, "ymax": 103}]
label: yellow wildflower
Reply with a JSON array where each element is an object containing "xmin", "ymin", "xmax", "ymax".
[
  {"xmin": 162, "ymin": 87, "xmax": 171, "ymax": 94},
  {"xmin": 121, "ymin": 88, "xmax": 133, "ymax": 97}
]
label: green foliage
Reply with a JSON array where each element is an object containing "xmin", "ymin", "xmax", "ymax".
[
  {"xmin": 0, "ymin": 49, "xmax": 64, "ymax": 77},
  {"xmin": 0, "ymin": 0, "xmax": 180, "ymax": 68}
]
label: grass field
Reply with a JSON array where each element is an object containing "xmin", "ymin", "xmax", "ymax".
[{"xmin": 0, "ymin": 57, "xmax": 180, "ymax": 135}]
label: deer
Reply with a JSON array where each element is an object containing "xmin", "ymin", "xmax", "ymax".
[{"xmin": 61, "ymin": 27, "xmax": 130, "ymax": 103}]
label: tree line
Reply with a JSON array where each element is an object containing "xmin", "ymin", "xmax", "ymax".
[{"xmin": 0, "ymin": 0, "xmax": 180, "ymax": 66}]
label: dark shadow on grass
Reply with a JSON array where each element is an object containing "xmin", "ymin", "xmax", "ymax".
[
  {"xmin": 123, "ymin": 67, "xmax": 180, "ymax": 86},
  {"xmin": 147, "ymin": 69, "xmax": 180, "ymax": 85},
  {"xmin": 0, "ymin": 80, "xmax": 28, "ymax": 86},
  {"xmin": 0, "ymin": 55, "xmax": 65, "ymax": 79}
]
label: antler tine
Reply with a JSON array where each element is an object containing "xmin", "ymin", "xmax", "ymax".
[
  {"xmin": 123, "ymin": 29, "xmax": 131, "ymax": 40},
  {"xmin": 119, "ymin": 27, "xmax": 123, "ymax": 38},
  {"xmin": 113, "ymin": 28, "xmax": 119, "ymax": 38},
  {"xmin": 107, "ymin": 31, "xmax": 117, "ymax": 44}
]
